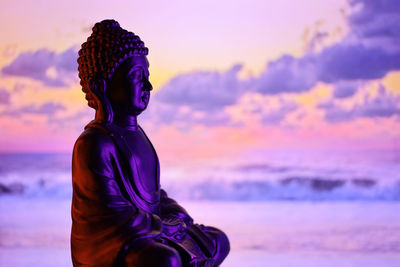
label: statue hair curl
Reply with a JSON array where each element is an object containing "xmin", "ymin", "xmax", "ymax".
[{"xmin": 77, "ymin": 19, "xmax": 148, "ymax": 123}]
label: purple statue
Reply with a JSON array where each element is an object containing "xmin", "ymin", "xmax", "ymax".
[{"xmin": 71, "ymin": 20, "xmax": 229, "ymax": 267}]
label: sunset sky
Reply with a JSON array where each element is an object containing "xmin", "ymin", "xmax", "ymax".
[{"xmin": 0, "ymin": 0, "xmax": 399, "ymax": 163}]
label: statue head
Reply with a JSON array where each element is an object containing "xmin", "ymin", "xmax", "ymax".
[
  {"xmin": 77, "ymin": 19, "xmax": 151, "ymax": 123},
  {"xmin": 107, "ymin": 55, "xmax": 152, "ymax": 118}
]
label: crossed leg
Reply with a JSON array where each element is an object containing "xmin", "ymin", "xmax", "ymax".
[
  {"xmin": 201, "ymin": 226, "xmax": 230, "ymax": 266},
  {"xmin": 124, "ymin": 239, "xmax": 182, "ymax": 267},
  {"xmin": 123, "ymin": 226, "xmax": 229, "ymax": 267}
]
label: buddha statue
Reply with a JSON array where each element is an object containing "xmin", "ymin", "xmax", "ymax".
[{"xmin": 71, "ymin": 19, "xmax": 229, "ymax": 267}]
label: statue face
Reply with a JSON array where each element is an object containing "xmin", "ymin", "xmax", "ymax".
[{"xmin": 108, "ymin": 55, "xmax": 153, "ymax": 116}]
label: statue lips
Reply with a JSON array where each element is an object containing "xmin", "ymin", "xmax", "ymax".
[{"xmin": 141, "ymin": 91, "xmax": 150, "ymax": 105}]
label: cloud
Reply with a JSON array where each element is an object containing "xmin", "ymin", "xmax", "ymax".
[
  {"xmin": 333, "ymin": 81, "xmax": 360, "ymax": 98},
  {"xmin": 153, "ymin": 0, "xmax": 400, "ymax": 107},
  {"xmin": 149, "ymin": 0, "xmax": 400, "ymax": 128},
  {"xmin": 315, "ymin": 0, "xmax": 400, "ymax": 82},
  {"xmin": 1, "ymin": 46, "xmax": 78, "ymax": 87},
  {"xmin": 149, "ymin": 60, "xmax": 306, "ymax": 126},
  {"xmin": 0, "ymin": 88, "xmax": 10, "ymax": 105},
  {"xmin": 150, "ymin": 0, "xmax": 400, "ymax": 127},
  {"xmin": 261, "ymin": 101, "xmax": 298, "ymax": 124},
  {"xmin": 226, "ymin": 93, "xmax": 299, "ymax": 125},
  {"xmin": 316, "ymin": 43, "xmax": 400, "ymax": 82},
  {"xmin": 4, "ymin": 0, "xmax": 398, "ymax": 130},
  {"xmin": 155, "ymin": 64, "xmax": 244, "ymax": 111},
  {"xmin": 20, "ymin": 102, "xmax": 66, "ymax": 115},
  {"xmin": 48, "ymin": 108, "xmax": 94, "ymax": 131},
  {"xmin": 252, "ymin": 0, "xmax": 400, "ymax": 94},
  {"xmin": 144, "ymin": 65, "xmax": 245, "ymax": 127},
  {"xmin": 320, "ymin": 85, "xmax": 400, "ymax": 122},
  {"xmin": 256, "ymin": 55, "xmax": 317, "ymax": 94},
  {"xmin": 1, "ymin": 102, "xmax": 66, "ymax": 118},
  {"xmin": 348, "ymin": 0, "xmax": 400, "ymax": 52},
  {"xmin": 143, "ymin": 99, "xmax": 234, "ymax": 128}
]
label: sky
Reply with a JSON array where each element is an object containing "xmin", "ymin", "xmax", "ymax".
[{"xmin": 0, "ymin": 0, "xmax": 399, "ymax": 163}]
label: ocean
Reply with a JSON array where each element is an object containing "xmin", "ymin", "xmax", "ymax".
[{"xmin": 0, "ymin": 150, "xmax": 399, "ymax": 266}]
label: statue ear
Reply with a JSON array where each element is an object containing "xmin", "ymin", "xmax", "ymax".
[{"xmin": 89, "ymin": 78, "xmax": 114, "ymax": 124}]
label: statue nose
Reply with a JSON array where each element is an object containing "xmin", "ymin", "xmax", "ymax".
[{"xmin": 145, "ymin": 79, "xmax": 153, "ymax": 91}]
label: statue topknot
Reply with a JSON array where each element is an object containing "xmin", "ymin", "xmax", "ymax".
[{"xmin": 77, "ymin": 19, "xmax": 149, "ymax": 122}]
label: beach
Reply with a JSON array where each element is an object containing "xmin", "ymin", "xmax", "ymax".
[{"xmin": 1, "ymin": 198, "xmax": 400, "ymax": 267}]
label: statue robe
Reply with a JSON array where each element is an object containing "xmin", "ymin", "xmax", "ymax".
[{"xmin": 71, "ymin": 122, "xmax": 194, "ymax": 266}]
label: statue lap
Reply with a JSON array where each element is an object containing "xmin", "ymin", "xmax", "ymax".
[
  {"xmin": 124, "ymin": 239, "xmax": 182, "ymax": 267},
  {"xmin": 123, "ymin": 226, "xmax": 229, "ymax": 267}
]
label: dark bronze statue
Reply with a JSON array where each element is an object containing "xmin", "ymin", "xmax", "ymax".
[{"xmin": 71, "ymin": 19, "xmax": 229, "ymax": 267}]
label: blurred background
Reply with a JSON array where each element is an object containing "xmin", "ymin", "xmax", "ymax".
[{"xmin": 0, "ymin": 0, "xmax": 399, "ymax": 266}]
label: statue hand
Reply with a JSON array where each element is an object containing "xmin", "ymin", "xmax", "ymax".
[
  {"xmin": 162, "ymin": 216, "xmax": 187, "ymax": 239},
  {"xmin": 169, "ymin": 212, "xmax": 193, "ymax": 226},
  {"xmin": 182, "ymin": 214, "xmax": 194, "ymax": 227}
]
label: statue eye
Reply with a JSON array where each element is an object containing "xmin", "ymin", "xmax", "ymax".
[{"xmin": 130, "ymin": 69, "xmax": 143, "ymax": 81}]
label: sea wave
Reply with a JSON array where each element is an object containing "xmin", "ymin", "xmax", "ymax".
[
  {"xmin": 1, "ymin": 152, "xmax": 399, "ymax": 201},
  {"xmin": 165, "ymin": 177, "xmax": 400, "ymax": 201},
  {"xmin": 1, "ymin": 175, "xmax": 400, "ymax": 201}
]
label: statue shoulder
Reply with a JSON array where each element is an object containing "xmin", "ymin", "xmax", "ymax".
[{"xmin": 73, "ymin": 124, "xmax": 116, "ymax": 158}]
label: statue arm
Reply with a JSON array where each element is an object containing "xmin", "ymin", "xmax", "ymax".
[
  {"xmin": 72, "ymin": 128, "xmax": 162, "ymax": 241},
  {"xmin": 137, "ymin": 125, "xmax": 192, "ymax": 226},
  {"xmin": 160, "ymin": 188, "xmax": 193, "ymax": 226}
]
